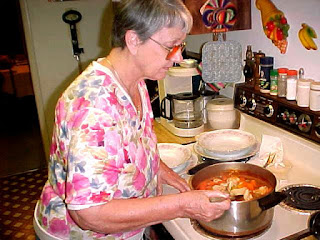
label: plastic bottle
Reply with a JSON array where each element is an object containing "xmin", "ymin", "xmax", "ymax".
[
  {"xmin": 310, "ymin": 81, "xmax": 320, "ymax": 111},
  {"xmin": 297, "ymin": 79, "xmax": 313, "ymax": 107},
  {"xmin": 270, "ymin": 69, "xmax": 278, "ymax": 96},
  {"xmin": 286, "ymin": 70, "xmax": 298, "ymax": 100},
  {"xmin": 277, "ymin": 68, "xmax": 288, "ymax": 97}
]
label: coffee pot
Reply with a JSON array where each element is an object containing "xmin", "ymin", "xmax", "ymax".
[{"xmin": 160, "ymin": 92, "xmax": 203, "ymax": 129}]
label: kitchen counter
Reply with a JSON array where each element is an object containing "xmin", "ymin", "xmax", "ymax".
[{"xmin": 153, "ymin": 119, "xmax": 196, "ymax": 144}]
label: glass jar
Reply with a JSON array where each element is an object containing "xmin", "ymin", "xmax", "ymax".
[
  {"xmin": 310, "ymin": 81, "xmax": 320, "ymax": 111},
  {"xmin": 286, "ymin": 70, "xmax": 298, "ymax": 100},
  {"xmin": 277, "ymin": 68, "xmax": 288, "ymax": 97},
  {"xmin": 270, "ymin": 69, "xmax": 278, "ymax": 96},
  {"xmin": 297, "ymin": 79, "xmax": 313, "ymax": 107}
]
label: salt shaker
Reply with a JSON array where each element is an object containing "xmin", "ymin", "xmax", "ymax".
[
  {"xmin": 286, "ymin": 70, "xmax": 298, "ymax": 101},
  {"xmin": 277, "ymin": 68, "xmax": 288, "ymax": 97}
]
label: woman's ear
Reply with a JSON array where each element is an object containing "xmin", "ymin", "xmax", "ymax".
[{"xmin": 125, "ymin": 30, "xmax": 141, "ymax": 55}]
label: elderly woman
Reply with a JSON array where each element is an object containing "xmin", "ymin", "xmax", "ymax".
[{"xmin": 34, "ymin": 0, "xmax": 230, "ymax": 239}]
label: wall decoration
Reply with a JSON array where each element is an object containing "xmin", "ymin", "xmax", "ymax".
[
  {"xmin": 183, "ymin": 0, "xmax": 251, "ymax": 35},
  {"xmin": 256, "ymin": 0, "xmax": 290, "ymax": 54},
  {"xmin": 298, "ymin": 23, "xmax": 318, "ymax": 51}
]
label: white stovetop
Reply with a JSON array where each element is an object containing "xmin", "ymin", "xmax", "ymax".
[{"xmin": 162, "ymin": 113, "xmax": 320, "ymax": 240}]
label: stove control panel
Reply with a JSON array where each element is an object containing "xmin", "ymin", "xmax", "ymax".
[{"xmin": 235, "ymin": 84, "xmax": 320, "ymax": 144}]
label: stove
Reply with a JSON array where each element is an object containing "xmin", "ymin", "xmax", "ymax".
[
  {"xmin": 279, "ymin": 184, "xmax": 320, "ymax": 214},
  {"xmin": 162, "ymin": 96, "xmax": 320, "ymax": 239}
]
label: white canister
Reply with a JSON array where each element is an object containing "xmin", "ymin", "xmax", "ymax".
[
  {"xmin": 297, "ymin": 79, "xmax": 313, "ymax": 107},
  {"xmin": 310, "ymin": 81, "xmax": 320, "ymax": 111},
  {"xmin": 206, "ymin": 98, "xmax": 240, "ymax": 130}
]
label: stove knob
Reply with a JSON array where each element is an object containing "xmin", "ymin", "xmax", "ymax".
[
  {"xmin": 315, "ymin": 123, "xmax": 320, "ymax": 138},
  {"xmin": 247, "ymin": 98, "xmax": 256, "ymax": 111},
  {"xmin": 289, "ymin": 112, "xmax": 297, "ymax": 125},
  {"xmin": 240, "ymin": 95, "xmax": 247, "ymax": 107},
  {"xmin": 264, "ymin": 105, "xmax": 274, "ymax": 117}
]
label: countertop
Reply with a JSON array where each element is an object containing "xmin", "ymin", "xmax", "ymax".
[{"xmin": 153, "ymin": 119, "xmax": 196, "ymax": 144}]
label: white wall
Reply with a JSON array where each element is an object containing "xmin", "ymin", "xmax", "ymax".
[
  {"xmin": 186, "ymin": 0, "xmax": 320, "ymax": 98},
  {"xmin": 20, "ymin": 0, "xmax": 112, "ymax": 158}
]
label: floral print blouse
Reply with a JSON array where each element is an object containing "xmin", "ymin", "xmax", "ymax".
[{"xmin": 35, "ymin": 59, "xmax": 160, "ymax": 239}]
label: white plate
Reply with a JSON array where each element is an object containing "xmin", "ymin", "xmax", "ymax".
[
  {"xmin": 175, "ymin": 153, "xmax": 198, "ymax": 175},
  {"xmin": 194, "ymin": 142, "xmax": 259, "ymax": 161},
  {"xmin": 196, "ymin": 129, "xmax": 257, "ymax": 158},
  {"xmin": 158, "ymin": 143, "xmax": 192, "ymax": 171}
]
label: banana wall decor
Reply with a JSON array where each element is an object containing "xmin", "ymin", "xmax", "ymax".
[
  {"xmin": 256, "ymin": 0, "xmax": 290, "ymax": 54},
  {"xmin": 298, "ymin": 23, "xmax": 318, "ymax": 50}
]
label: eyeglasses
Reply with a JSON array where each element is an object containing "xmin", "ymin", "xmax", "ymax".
[{"xmin": 149, "ymin": 37, "xmax": 186, "ymax": 60}]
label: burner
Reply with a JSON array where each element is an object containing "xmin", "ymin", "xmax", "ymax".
[
  {"xmin": 279, "ymin": 184, "xmax": 320, "ymax": 214},
  {"xmin": 190, "ymin": 220, "xmax": 271, "ymax": 240}
]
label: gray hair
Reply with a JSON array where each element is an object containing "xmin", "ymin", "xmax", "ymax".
[{"xmin": 111, "ymin": 0, "xmax": 193, "ymax": 48}]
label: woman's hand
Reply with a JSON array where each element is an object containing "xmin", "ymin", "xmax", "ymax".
[
  {"xmin": 178, "ymin": 190, "xmax": 231, "ymax": 222},
  {"xmin": 157, "ymin": 160, "xmax": 190, "ymax": 195}
]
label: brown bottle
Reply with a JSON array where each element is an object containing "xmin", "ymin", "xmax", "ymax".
[{"xmin": 253, "ymin": 50, "xmax": 265, "ymax": 90}]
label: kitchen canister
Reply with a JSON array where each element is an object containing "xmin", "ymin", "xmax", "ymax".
[
  {"xmin": 206, "ymin": 98, "xmax": 240, "ymax": 130},
  {"xmin": 297, "ymin": 79, "xmax": 313, "ymax": 107},
  {"xmin": 259, "ymin": 56, "xmax": 274, "ymax": 93},
  {"xmin": 310, "ymin": 81, "xmax": 320, "ymax": 111},
  {"xmin": 277, "ymin": 68, "xmax": 288, "ymax": 97},
  {"xmin": 286, "ymin": 70, "xmax": 298, "ymax": 100}
]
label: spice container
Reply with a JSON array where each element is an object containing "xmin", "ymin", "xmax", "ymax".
[
  {"xmin": 297, "ymin": 79, "xmax": 313, "ymax": 107},
  {"xmin": 277, "ymin": 68, "xmax": 288, "ymax": 97},
  {"xmin": 310, "ymin": 81, "xmax": 320, "ymax": 111},
  {"xmin": 206, "ymin": 98, "xmax": 240, "ymax": 130},
  {"xmin": 259, "ymin": 57, "xmax": 274, "ymax": 93},
  {"xmin": 286, "ymin": 70, "xmax": 298, "ymax": 100},
  {"xmin": 270, "ymin": 69, "xmax": 278, "ymax": 96}
]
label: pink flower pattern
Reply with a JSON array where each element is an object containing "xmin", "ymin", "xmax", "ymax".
[{"xmin": 36, "ymin": 60, "xmax": 159, "ymax": 239}]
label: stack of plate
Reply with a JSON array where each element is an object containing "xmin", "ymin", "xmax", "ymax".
[
  {"xmin": 194, "ymin": 129, "xmax": 259, "ymax": 161},
  {"xmin": 158, "ymin": 143, "xmax": 196, "ymax": 174}
]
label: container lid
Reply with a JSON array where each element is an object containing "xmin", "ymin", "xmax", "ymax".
[
  {"xmin": 270, "ymin": 69, "xmax": 278, "ymax": 76},
  {"xmin": 287, "ymin": 70, "xmax": 298, "ymax": 76},
  {"xmin": 298, "ymin": 79, "xmax": 313, "ymax": 86},
  {"xmin": 311, "ymin": 81, "xmax": 320, "ymax": 90},
  {"xmin": 260, "ymin": 56, "xmax": 274, "ymax": 65},
  {"xmin": 206, "ymin": 98, "xmax": 234, "ymax": 111},
  {"xmin": 170, "ymin": 92, "xmax": 200, "ymax": 100},
  {"xmin": 167, "ymin": 66, "xmax": 199, "ymax": 77},
  {"xmin": 278, "ymin": 68, "xmax": 288, "ymax": 74}
]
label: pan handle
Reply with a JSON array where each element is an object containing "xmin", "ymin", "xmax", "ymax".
[
  {"xmin": 188, "ymin": 162, "xmax": 213, "ymax": 175},
  {"xmin": 258, "ymin": 192, "xmax": 287, "ymax": 211}
]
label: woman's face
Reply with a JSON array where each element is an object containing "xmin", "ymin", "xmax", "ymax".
[{"xmin": 136, "ymin": 26, "xmax": 187, "ymax": 81}]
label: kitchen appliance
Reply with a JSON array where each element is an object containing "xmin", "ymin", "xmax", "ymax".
[
  {"xmin": 162, "ymin": 83, "xmax": 320, "ymax": 239},
  {"xmin": 158, "ymin": 66, "xmax": 205, "ymax": 137},
  {"xmin": 160, "ymin": 92, "xmax": 203, "ymax": 129},
  {"xmin": 234, "ymin": 83, "xmax": 320, "ymax": 144}
]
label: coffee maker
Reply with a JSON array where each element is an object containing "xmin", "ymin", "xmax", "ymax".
[{"xmin": 158, "ymin": 66, "xmax": 205, "ymax": 137}]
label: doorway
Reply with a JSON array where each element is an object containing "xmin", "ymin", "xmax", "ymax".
[{"xmin": 0, "ymin": 0, "xmax": 46, "ymax": 177}]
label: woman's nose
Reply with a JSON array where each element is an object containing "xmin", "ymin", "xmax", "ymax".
[{"xmin": 170, "ymin": 49, "xmax": 184, "ymax": 63}]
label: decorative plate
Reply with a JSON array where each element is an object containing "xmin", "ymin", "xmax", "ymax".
[
  {"xmin": 193, "ymin": 142, "xmax": 259, "ymax": 161},
  {"xmin": 195, "ymin": 129, "xmax": 258, "ymax": 159},
  {"xmin": 158, "ymin": 143, "xmax": 192, "ymax": 172}
]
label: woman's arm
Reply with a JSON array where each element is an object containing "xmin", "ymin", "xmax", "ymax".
[{"xmin": 69, "ymin": 190, "xmax": 230, "ymax": 234}]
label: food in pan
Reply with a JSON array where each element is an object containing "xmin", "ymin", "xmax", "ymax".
[{"xmin": 196, "ymin": 170, "xmax": 273, "ymax": 201}]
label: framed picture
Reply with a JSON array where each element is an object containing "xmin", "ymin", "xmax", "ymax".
[{"xmin": 183, "ymin": 0, "xmax": 251, "ymax": 35}]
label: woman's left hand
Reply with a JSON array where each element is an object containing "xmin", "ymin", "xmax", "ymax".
[{"xmin": 157, "ymin": 160, "xmax": 190, "ymax": 195}]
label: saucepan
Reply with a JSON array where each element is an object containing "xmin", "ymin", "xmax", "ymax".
[{"xmin": 190, "ymin": 162, "xmax": 287, "ymax": 237}]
